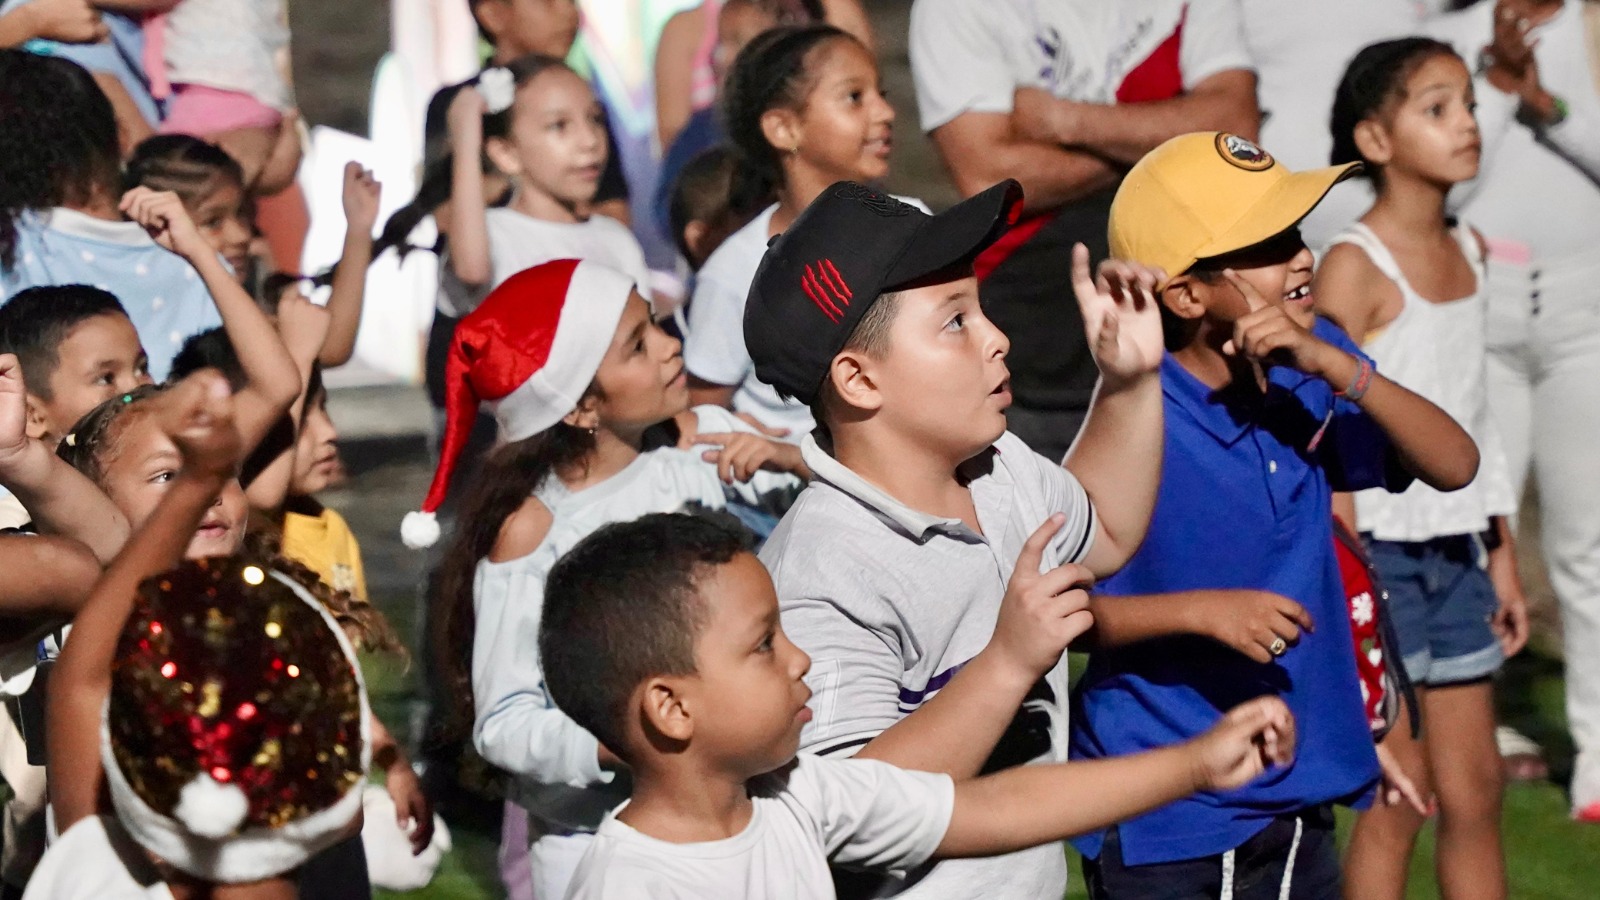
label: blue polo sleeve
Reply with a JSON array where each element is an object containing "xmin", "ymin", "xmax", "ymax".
[{"xmin": 1314, "ymin": 319, "xmax": 1413, "ymax": 494}]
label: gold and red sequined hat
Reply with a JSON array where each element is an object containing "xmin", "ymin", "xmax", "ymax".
[{"xmin": 101, "ymin": 555, "xmax": 372, "ymax": 882}]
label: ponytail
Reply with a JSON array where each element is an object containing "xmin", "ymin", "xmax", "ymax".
[
  {"xmin": 1330, "ymin": 37, "xmax": 1459, "ymax": 181},
  {"xmin": 332, "ymin": 53, "xmax": 577, "ymax": 288},
  {"xmin": 429, "ymin": 420, "xmax": 596, "ymax": 738},
  {"xmin": 721, "ymin": 24, "xmax": 851, "ymax": 213}
]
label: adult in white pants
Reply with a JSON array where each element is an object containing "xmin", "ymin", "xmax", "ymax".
[{"xmin": 1430, "ymin": 0, "xmax": 1600, "ymax": 819}]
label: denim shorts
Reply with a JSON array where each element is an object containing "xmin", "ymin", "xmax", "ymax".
[{"xmin": 1366, "ymin": 535, "xmax": 1503, "ymax": 686}]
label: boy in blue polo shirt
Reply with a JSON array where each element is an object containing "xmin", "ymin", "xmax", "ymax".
[{"xmin": 1069, "ymin": 132, "xmax": 1481, "ymax": 899}]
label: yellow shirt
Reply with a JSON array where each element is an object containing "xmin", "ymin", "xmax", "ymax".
[{"xmin": 280, "ymin": 506, "xmax": 368, "ymax": 601}]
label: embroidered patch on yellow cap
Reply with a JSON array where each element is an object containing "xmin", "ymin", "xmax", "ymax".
[{"xmin": 1216, "ymin": 133, "xmax": 1275, "ymax": 171}]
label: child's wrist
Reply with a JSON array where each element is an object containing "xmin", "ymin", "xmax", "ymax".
[
  {"xmin": 1312, "ymin": 345, "xmax": 1358, "ymax": 390},
  {"xmin": 972, "ymin": 645, "xmax": 1041, "ymax": 697},
  {"xmin": 1099, "ymin": 367, "xmax": 1158, "ymax": 394}
]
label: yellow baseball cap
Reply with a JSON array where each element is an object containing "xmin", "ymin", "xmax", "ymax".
[{"xmin": 1108, "ymin": 132, "xmax": 1360, "ymax": 282}]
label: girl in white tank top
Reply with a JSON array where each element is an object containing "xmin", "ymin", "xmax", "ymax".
[{"xmin": 1317, "ymin": 37, "xmax": 1527, "ymax": 900}]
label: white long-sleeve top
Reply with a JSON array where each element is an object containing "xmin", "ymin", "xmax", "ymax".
[
  {"xmin": 1430, "ymin": 1, "xmax": 1600, "ymax": 260},
  {"xmin": 470, "ymin": 406, "xmax": 802, "ymax": 830}
]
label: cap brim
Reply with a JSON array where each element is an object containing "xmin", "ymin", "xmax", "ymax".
[
  {"xmin": 883, "ymin": 180, "xmax": 1024, "ymax": 289},
  {"xmin": 1195, "ymin": 163, "xmax": 1361, "ymax": 263}
]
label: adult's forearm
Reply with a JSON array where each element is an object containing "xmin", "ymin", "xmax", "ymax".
[
  {"xmin": 948, "ymin": 141, "xmax": 1119, "ymax": 213},
  {"xmin": 1069, "ymin": 89, "xmax": 1259, "ymax": 167}
]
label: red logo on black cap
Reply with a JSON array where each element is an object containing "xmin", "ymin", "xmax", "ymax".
[{"xmin": 801, "ymin": 259, "xmax": 853, "ymax": 323}]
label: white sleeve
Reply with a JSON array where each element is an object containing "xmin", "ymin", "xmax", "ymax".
[
  {"xmin": 909, "ymin": 0, "xmax": 1018, "ymax": 131},
  {"xmin": 789, "ymin": 755, "xmax": 954, "ymax": 872},
  {"xmin": 683, "ymin": 271, "xmax": 754, "ymax": 387},
  {"xmin": 470, "ymin": 556, "xmax": 608, "ymax": 788},
  {"xmin": 1179, "ymin": 0, "xmax": 1256, "ymax": 88},
  {"xmin": 997, "ymin": 433, "xmax": 1097, "ymax": 567},
  {"xmin": 777, "ymin": 591, "xmax": 909, "ymax": 758}
]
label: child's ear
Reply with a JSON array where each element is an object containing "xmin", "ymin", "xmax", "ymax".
[
  {"xmin": 759, "ymin": 108, "xmax": 802, "ymax": 161},
  {"xmin": 640, "ymin": 676, "xmax": 694, "ymax": 743},
  {"xmin": 471, "ymin": 0, "xmax": 511, "ymax": 43},
  {"xmin": 682, "ymin": 220, "xmax": 710, "ymax": 266},
  {"xmin": 829, "ymin": 351, "xmax": 883, "ymax": 415},
  {"xmin": 23, "ymin": 395, "xmax": 52, "ymax": 442},
  {"xmin": 561, "ymin": 395, "xmax": 601, "ymax": 432},
  {"xmin": 484, "ymin": 136, "xmax": 523, "ymax": 179},
  {"xmin": 1160, "ymin": 278, "xmax": 1208, "ymax": 322},
  {"xmin": 1352, "ymin": 119, "xmax": 1391, "ymax": 168}
]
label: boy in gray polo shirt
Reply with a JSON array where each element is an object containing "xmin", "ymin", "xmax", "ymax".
[{"xmin": 743, "ymin": 180, "xmax": 1168, "ymax": 899}]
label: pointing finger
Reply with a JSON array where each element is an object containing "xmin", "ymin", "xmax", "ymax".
[{"xmin": 1223, "ymin": 268, "xmax": 1268, "ymax": 313}]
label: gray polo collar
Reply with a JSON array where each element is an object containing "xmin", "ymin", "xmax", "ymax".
[{"xmin": 800, "ymin": 434, "xmax": 984, "ymax": 544}]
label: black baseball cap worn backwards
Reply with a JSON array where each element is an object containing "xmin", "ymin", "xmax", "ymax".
[{"xmin": 744, "ymin": 179, "xmax": 1024, "ymax": 405}]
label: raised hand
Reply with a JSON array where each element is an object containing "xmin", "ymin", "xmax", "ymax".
[
  {"xmin": 276, "ymin": 292, "xmax": 333, "ymax": 365},
  {"xmin": 155, "ymin": 370, "xmax": 241, "ymax": 482},
  {"xmin": 1072, "ymin": 244, "xmax": 1165, "ymax": 386},
  {"xmin": 1190, "ymin": 696, "xmax": 1296, "ymax": 791},
  {"xmin": 342, "ymin": 162, "xmax": 382, "ymax": 235},
  {"xmin": 698, "ymin": 432, "xmax": 808, "ymax": 483},
  {"xmin": 1488, "ymin": 0, "xmax": 1538, "ymax": 83},
  {"xmin": 1220, "ymin": 269, "xmax": 1340, "ymax": 388},
  {"xmin": 447, "ymin": 87, "xmax": 488, "ymax": 150},
  {"xmin": 120, "ymin": 187, "xmax": 208, "ymax": 261},
  {"xmin": 0, "ymin": 355, "xmax": 30, "ymax": 466},
  {"xmin": 986, "ymin": 515, "xmax": 1096, "ymax": 683}
]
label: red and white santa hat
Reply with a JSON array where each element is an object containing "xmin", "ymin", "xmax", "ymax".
[{"xmin": 400, "ymin": 258, "xmax": 637, "ymax": 549}]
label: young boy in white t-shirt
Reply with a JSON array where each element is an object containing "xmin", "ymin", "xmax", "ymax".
[{"xmin": 540, "ymin": 512, "xmax": 1297, "ymax": 899}]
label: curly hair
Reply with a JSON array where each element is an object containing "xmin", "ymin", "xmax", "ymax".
[
  {"xmin": 244, "ymin": 525, "xmax": 406, "ymax": 658},
  {"xmin": 0, "ymin": 51, "xmax": 121, "ymax": 270}
]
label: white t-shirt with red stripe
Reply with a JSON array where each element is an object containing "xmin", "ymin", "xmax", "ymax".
[{"xmin": 910, "ymin": 0, "xmax": 1254, "ymax": 134}]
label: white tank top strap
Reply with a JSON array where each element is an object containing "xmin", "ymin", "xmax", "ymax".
[
  {"xmin": 1328, "ymin": 222, "xmax": 1405, "ymax": 283},
  {"xmin": 1449, "ymin": 222, "xmax": 1488, "ymax": 285}
]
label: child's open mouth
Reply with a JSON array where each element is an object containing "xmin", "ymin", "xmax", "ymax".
[
  {"xmin": 992, "ymin": 378, "xmax": 1012, "ymax": 405},
  {"xmin": 1283, "ymin": 283, "xmax": 1313, "ymax": 306}
]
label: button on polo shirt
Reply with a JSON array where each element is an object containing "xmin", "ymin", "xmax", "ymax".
[
  {"xmin": 760, "ymin": 429, "xmax": 1096, "ymax": 900},
  {"xmin": 1070, "ymin": 318, "xmax": 1400, "ymax": 867}
]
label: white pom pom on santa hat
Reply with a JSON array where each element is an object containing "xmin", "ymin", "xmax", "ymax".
[
  {"xmin": 401, "ymin": 510, "xmax": 441, "ymax": 549},
  {"xmin": 174, "ymin": 771, "xmax": 250, "ymax": 840}
]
